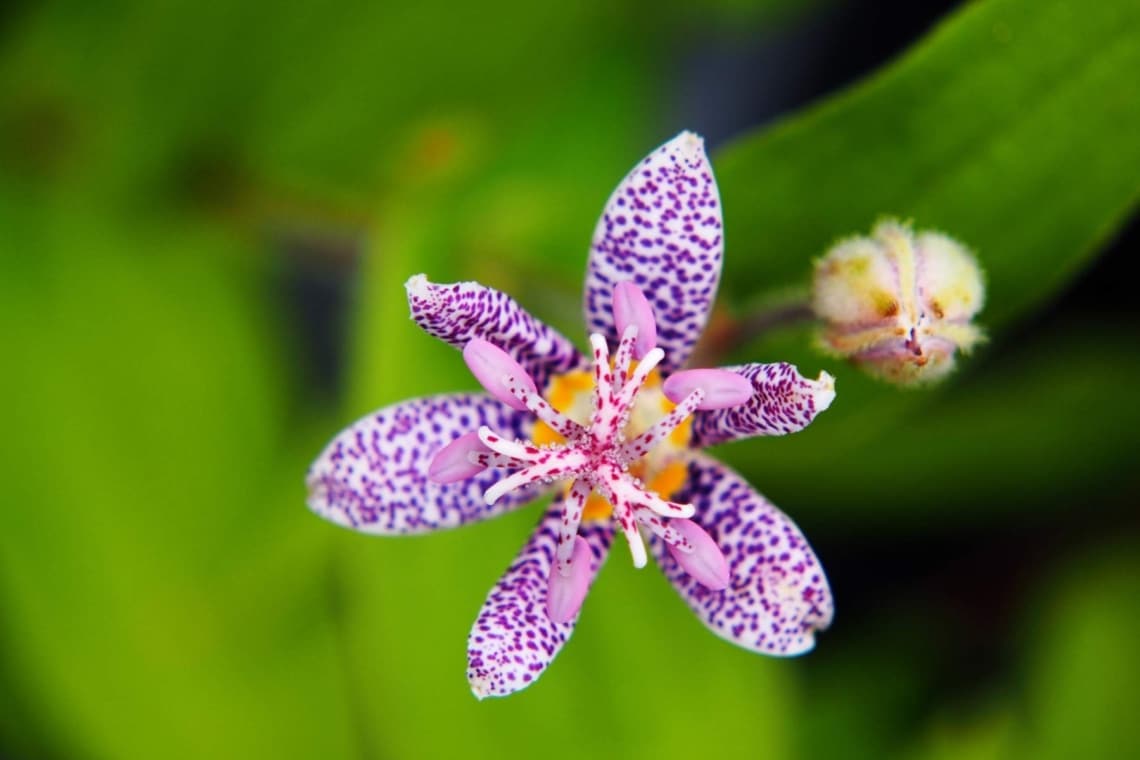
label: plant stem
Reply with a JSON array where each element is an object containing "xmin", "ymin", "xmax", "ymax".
[{"xmin": 690, "ymin": 299, "xmax": 816, "ymax": 367}]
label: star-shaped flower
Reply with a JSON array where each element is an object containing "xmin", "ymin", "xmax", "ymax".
[{"xmin": 307, "ymin": 132, "xmax": 837, "ymax": 698}]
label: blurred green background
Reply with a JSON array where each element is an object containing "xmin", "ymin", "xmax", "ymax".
[{"xmin": 2, "ymin": 0, "xmax": 1138, "ymax": 758}]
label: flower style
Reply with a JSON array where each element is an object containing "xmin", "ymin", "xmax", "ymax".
[
  {"xmin": 812, "ymin": 219, "xmax": 986, "ymax": 384},
  {"xmin": 307, "ymin": 132, "xmax": 836, "ymax": 698}
]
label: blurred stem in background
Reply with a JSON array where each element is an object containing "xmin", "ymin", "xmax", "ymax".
[{"xmin": 689, "ymin": 293, "xmax": 815, "ymax": 368}]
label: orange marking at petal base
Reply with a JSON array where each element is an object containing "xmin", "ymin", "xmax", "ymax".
[
  {"xmin": 547, "ymin": 370, "xmax": 594, "ymax": 413},
  {"xmin": 669, "ymin": 415, "xmax": 693, "ymax": 447},
  {"xmin": 637, "ymin": 363, "xmax": 662, "ymax": 388},
  {"xmin": 647, "ymin": 460, "xmax": 689, "ymax": 501},
  {"xmin": 541, "ymin": 365, "xmax": 692, "ymax": 523},
  {"xmin": 659, "ymin": 394, "xmax": 693, "ymax": 447},
  {"xmin": 531, "ymin": 420, "xmax": 563, "ymax": 447},
  {"xmin": 582, "ymin": 492, "xmax": 613, "ymax": 521}
]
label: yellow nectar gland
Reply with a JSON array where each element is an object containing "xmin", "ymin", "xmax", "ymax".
[{"xmin": 532, "ymin": 365, "xmax": 693, "ymax": 522}]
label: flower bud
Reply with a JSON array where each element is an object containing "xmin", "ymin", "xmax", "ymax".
[{"xmin": 812, "ymin": 219, "xmax": 985, "ymax": 385}]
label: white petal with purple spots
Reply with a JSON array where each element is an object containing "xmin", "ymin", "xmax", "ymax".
[
  {"xmin": 466, "ymin": 507, "xmax": 613, "ymax": 698},
  {"xmin": 407, "ymin": 275, "xmax": 586, "ymax": 392},
  {"xmin": 583, "ymin": 131, "xmax": 723, "ymax": 373},
  {"xmin": 690, "ymin": 363, "xmax": 836, "ymax": 447},
  {"xmin": 306, "ymin": 394, "xmax": 541, "ymax": 534},
  {"xmin": 654, "ymin": 456, "xmax": 833, "ymax": 656}
]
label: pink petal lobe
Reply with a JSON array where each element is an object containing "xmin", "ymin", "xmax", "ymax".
[
  {"xmin": 546, "ymin": 536, "xmax": 594, "ymax": 623},
  {"xmin": 666, "ymin": 518, "xmax": 730, "ymax": 590},
  {"xmin": 463, "ymin": 338, "xmax": 537, "ymax": 412},
  {"xmin": 612, "ymin": 281, "xmax": 658, "ymax": 359},
  {"xmin": 663, "ymin": 369, "xmax": 754, "ymax": 410},
  {"xmin": 428, "ymin": 431, "xmax": 488, "ymax": 483}
]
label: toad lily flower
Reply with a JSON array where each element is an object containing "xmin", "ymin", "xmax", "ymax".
[{"xmin": 307, "ymin": 131, "xmax": 836, "ymax": 699}]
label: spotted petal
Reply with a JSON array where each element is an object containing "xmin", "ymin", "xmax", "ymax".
[
  {"xmin": 306, "ymin": 394, "xmax": 541, "ymax": 534},
  {"xmin": 653, "ymin": 455, "xmax": 833, "ymax": 656},
  {"xmin": 466, "ymin": 506, "xmax": 613, "ymax": 698},
  {"xmin": 583, "ymin": 131, "xmax": 723, "ymax": 373},
  {"xmin": 407, "ymin": 275, "xmax": 586, "ymax": 392},
  {"xmin": 690, "ymin": 363, "xmax": 836, "ymax": 447}
]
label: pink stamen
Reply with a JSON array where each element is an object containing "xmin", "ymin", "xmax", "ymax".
[
  {"xmin": 476, "ymin": 426, "xmax": 541, "ymax": 462},
  {"xmin": 609, "ymin": 346, "xmax": 665, "ymax": 423},
  {"xmin": 463, "ymin": 338, "xmax": 537, "ymax": 412},
  {"xmin": 662, "ymin": 368, "xmax": 754, "ymax": 410},
  {"xmin": 470, "ymin": 450, "xmax": 525, "ymax": 470},
  {"xmin": 666, "ymin": 519, "xmax": 730, "ymax": 590},
  {"xmin": 428, "ymin": 431, "xmax": 489, "ymax": 483},
  {"xmin": 634, "ymin": 507, "xmax": 693, "ymax": 552},
  {"xmin": 621, "ymin": 389, "xmax": 705, "ymax": 462},
  {"xmin": 505, "ymin": 375, "xmax": 583, "ymax": 440},
  {"xmin": 605, "ymin": 465, "xmax": 695, "ymax": 518},
  {"xmin": 589, "ymin": 333, "xmax": 613, "ymax": 402},
  {"xmin": 555, "ymin": 479, "xmax": 592, "ymax": 571},
  {"xmin": 546, "ymin": 534, "xmax": 593, "ymax": 623},
  {"xmin": 483, "ymin": 447, "xmax": 589, "ymax": 506},
  {"xmin": 613, "ymin": 281, "xmax": 658, "ymax": 359},
  {"xmin": 604, "ymin": 485, "xmax": 648, "ymax": 568},
  {"xmin": 586, "ymin": 333, "xmax": 664, "ymax": 448},
  {"xmin": 612, "ymin": 325, "xmax": 639, "ymax": 386}
]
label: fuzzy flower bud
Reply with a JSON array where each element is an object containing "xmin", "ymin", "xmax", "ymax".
[{"xmin": 812, "ymin": 219, "xmax": 985, "ymax": 385}]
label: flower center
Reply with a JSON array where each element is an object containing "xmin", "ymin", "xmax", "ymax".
[
  {"xmin": 532, "ymin": 366, "xmax": 692, "ymax": 522},
  {"xmin": 429, "ymin": 282, "xmax": 751, "ymax": 622},
  {"xmin": 469, "ymin": 326, "xmax": 704, "ymax": 568}
]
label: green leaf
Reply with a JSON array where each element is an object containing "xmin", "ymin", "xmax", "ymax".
[
  {"xmin": 1022, "ymin": 546, "xmax": 1140, "ymax": 759},
  {"xmin": 900, "ymin": 544, "xmax": 1140, "ymax": 760},
  {"xmin": 715, "ymin": 0, "xmax": 1139, "ymax": 330},
  {"xmin": 706, "ymin": 0, "xmax": 1140, "ymax": 524},
  {"xmin": 0, "ymin": 215, "xmax": 356, "ymax": 759},
  {"xmin": 721, "ymin": 322, "xmax": 1140, "ymax": 527}
]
